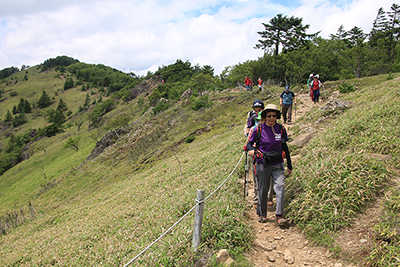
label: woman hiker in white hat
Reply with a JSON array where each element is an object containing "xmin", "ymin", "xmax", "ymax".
[{"xmin": 246, "ymin": 104, "xmax": 292, "ymax": 225}]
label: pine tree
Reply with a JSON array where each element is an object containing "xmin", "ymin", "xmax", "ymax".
[
  {"xmin": 4, "ymin": 110, "xmax": 13, "ymax": 122},
  {"xmin": 84, "ymin": 94, "xmax": 90, "ymax": 108},
  {"xmin": 255, "ymin": 14, "xmax": 318, "ymax": 56},
  {"xmin": 369, "ymin": 7, "xmax": 388, "ymax": 48},
  {"xmin": 37, "ymin": 90, "xmax": 52, "ymax": 108},
  {"xmin": 56, "ymin": 98, "xmax": 68, "ymax": 112},
  {"xmin": 17, "ymin": 98, "xmax": 26, "ymax": 113},
  {"xmin": 24, "ymin": 100, "xmax": 32, "ymax": 113},
  {"xmin": 63, "ymin": 77, "xmax": 74, "ymax": 90}
]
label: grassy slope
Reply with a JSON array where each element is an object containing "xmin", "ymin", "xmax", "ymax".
[
  {"xmin": 285, "ymin": 76, "xmax": 400, "ymax": 265},
  {"xmin": 1, "ymin": 71, "xmax": 270, "ymax": 265},
  {"xmin": 0, "ymin": 69, "xmax": 399, "ymax": 266}
]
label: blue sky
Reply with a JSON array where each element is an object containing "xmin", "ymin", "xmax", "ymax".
[{"xmin": 0, "ymin": 0, "xmax": 396, "ymax": 76}]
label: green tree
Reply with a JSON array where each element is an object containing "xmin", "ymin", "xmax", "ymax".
[
  {"xmin": 4, "ymin": 110, "xmax": 13, "ymax": 122},
  {"xmin": 344, "ymin": 26, "xmax": 369, "ymax": 78},
  {"xmin": 37, "ymin": 90, "xmax": 52, "ymax": 108},
  {"xmin": 255, "ymin": 14, "xmax": 318, "ymax": 56},
  {"xmin": 56, "ymin": 98, "xmax": 68, "ymax": 112},
  {"xmin": 190, "ymin": 72, "xmax": 214, "ymax": 95},
  {"xmin": 63, "ymin": 137, "xmax": 80, "ymax": 151},
  {"xmin": 12, "ymin": 113, "xmax": 27, "ymax": 127},
  {"xmin": 63, "ymin": 77, "xmax": 74, "ymax": 90},
  {"xmin": 24, "ymin": 100, "xmax": 32, "ymax": 113},
  {"xmin": 52, "ymin": 110, "xmax": 66, "ymax": 126},
  {"xmin": 83, "ymin": 94, "xmax": 90, "ymax": 108}
]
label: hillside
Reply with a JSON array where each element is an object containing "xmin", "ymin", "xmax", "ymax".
[{"xmin": 0, "ymin": 60, "xmax": 399, "ymax": 266}]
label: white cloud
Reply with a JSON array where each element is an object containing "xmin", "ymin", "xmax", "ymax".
[{"xmin": 0, "ymin": 0, "xmax": 397, "ymax": 75}]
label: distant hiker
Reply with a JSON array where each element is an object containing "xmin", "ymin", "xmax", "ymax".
[
  {"xmin": 244, "ymin": 99, "xmax": 264, "ymax": 137},
  {"xmin": 307, "ymin": 73, "xmax": 314, "ymax": 101},
  {"xmin": 162, "ymin": 79, "xmax": 165, "ymax": 84},
  {"xmin": 246, "ymin": 104, "xmax": 292, "ymax": 225},
  {"xmin": 280, "ymin": 85, "xmax": 296, "ymax": 124},
  {"xmin": 257, "ymin": 77, "xmax": 262, "ymax": 91},
  {"xmin": 307, "ymin": 73, "xmax": 314, "ymax": 89},
  {"xmin": 244, "ymin": 76, "xmax": 251, "ymax": 91},
  {"xmin": 311, "ymin": 74, "xmax": 322, "ymax": 103}
]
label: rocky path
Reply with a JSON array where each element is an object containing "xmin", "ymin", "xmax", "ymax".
[{"xmin": 244, "ymin": 93, "xmax": 356, "ymax": 267}]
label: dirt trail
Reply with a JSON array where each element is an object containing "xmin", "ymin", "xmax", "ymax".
[{"xmin": 244, "ymin": 93, "xmax": 356, "ymax": 267}]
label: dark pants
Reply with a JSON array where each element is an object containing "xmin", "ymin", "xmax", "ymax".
[
  {"xmin": 313, "ymin": 90, "xmax": 319, "ymax": 103},
  {"xmin": 282, "ymin": 104, "xmax": 292, "ymax": 123}
]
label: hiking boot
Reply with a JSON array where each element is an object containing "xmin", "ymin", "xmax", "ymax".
[
  {"xmin": 288, "ymin": 121, "xmax": 291, "ymax": 125},
  {"xmin": 276, "ymin": 215, "xmax": 288, "ymax": 226},
  {"xmin": 258, "ymin": 216, "xmax": 267, "ymax": 223}
]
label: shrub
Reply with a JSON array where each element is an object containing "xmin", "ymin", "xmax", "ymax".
[
  {"xmin": 105, "ymin": 114, "xmax": 131, "ymax": 130},
  {"xmin": 89, "ymin": 99, "xmax": 115, "ymax": 125},
  {"xmin": 63, "ymin": 77, "xmax": 74, "ymax": 90},
  {"xmin": 152, "ymin": 100, "xmax": 170, "ymax": 115},
  {"xmin": 185, "ymin": 135, "xmax": 195, "ymax": 143},
  {"xmin": 190, "ymin": 95, "xmax": 213, "ymax": 111},
  {"xmin": 12, "ymin": 113, "xmax": 27, "ymax": 127},
  {"xmin": 338, "ymin": 82, "xmax": 355, "ymax": 93},
  {"xmin": 44, "ymin": 123, "xmax": 63, "ymax": 137},
  {"xmin": 63, "ymin": 137, "xmax": 81, "ymax": 151}
]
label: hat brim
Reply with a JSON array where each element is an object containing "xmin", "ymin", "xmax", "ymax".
[{"xmin": 261, "ymin": 108, "xmax": 281, "ymax": 119}]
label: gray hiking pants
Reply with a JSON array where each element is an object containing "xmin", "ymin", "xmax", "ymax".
[{"xmin": 256, "ymin": 162, "xmax": 285, "ymax": 218}]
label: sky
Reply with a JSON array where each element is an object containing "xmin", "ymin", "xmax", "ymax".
[{"xmin": 0, "ymin": 0, "xmax": 396, "ymax": 76}]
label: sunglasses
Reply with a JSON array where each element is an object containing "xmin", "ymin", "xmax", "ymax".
[{"xmin": 267, "ymin": 114, "xmax": 277, "ymax": 118}]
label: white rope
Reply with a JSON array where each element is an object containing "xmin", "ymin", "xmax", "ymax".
[
  {"xmin": 204, "ymin": 152, "xmax": 245, "ymax": 202},
  {"xmin": 123, "ymin": 151, "xmax": 245, "ymax": 266}
]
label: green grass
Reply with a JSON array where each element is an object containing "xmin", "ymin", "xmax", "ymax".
[
  {"xmin": 1, "ymin": 68, "xmax": 400, "ymax": 266},
  {"xmin": 1, "ymin": 72, "xmax": 267, "ymax": 265},
  {"xmin": 285, "ymin": 76, "xmax": 400, "ymax": 262}
]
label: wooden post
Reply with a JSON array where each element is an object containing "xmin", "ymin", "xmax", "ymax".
[{"xmin": 192, "ymin": 190, "xmax": 205, "ymax": 252}]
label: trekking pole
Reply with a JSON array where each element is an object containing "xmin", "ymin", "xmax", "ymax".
[
  {"xmin": 295, "ymin": 102, "xmax": 297, "ymax": 121},
  {"xmin": 323, "ymin": 84, "xmax": 326, "ymax": 101},
  {"xmin": 244, "ymin": 152, "xmax": 249, "ymax": 198},
  {"xmin": 246, "ymin": 157, "xmax": 249, "ymax": 197}
]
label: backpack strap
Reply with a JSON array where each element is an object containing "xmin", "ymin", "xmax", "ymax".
[{"xmin": 255, "ymin": 124, "xmax": 262, "ymax": 149}]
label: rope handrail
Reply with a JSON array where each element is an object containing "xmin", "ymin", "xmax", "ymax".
[{"xmin": 123, "ymin": 151, "xmax": 245, "ymax": 266}]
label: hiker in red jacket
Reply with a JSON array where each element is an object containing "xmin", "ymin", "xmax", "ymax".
[
  {"xmin": 257, "ymin": 77, "xmax": 262, "ymax": 91},
  {"xmin": 311, "ymin": 74, "xmax": 322, "ymax": 103},
  {"xmin": 244, "ymin": 76, "xmax": 251, "ymax": 91}
]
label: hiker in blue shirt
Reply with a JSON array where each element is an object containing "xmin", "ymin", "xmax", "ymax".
[{"xmin": 280, "ymin": 85, "xmax": 296, "ymax": 125}]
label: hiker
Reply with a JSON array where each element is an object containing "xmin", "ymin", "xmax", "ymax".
[
  {"xmin": 245, "ymin": 113, "xmax": 274, "ymax": 206},
  {"xmin": 311, "ymin": 74, "xmax": 322, "ymax": 103},
  {"xmin": 244, "ymin": 76, "xmax": 251, "ymax": 91},
  {"xmin": 307, "ymin": 73, "xmax": 314, "ymax": 101},
  {"xmin": 280, "ymin": 85, "xmax": 296, "ymax": 124},
  {"xmin": 246, "ymin": 104, "xmax": 292, "ymax": 225},
  {"xmin": 257, "ymin": 77, "xmax": 262, "ymax": 91},
  {"xmin": 244, "ymin": 112, "xmax": 265, "ymax": 203},
  {"xmin": 244, "ymin": 99, "xmax": 264, "ymax": 137}
]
